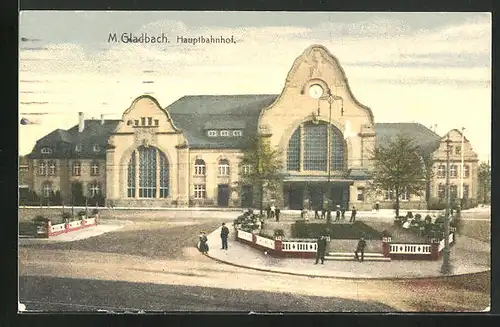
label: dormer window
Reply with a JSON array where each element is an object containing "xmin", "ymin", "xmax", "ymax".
[
  {"xmin": 154, "ymin": 119, "xmax": 159, "ymax": 126},
  {"xmin": 220, "ymin": 130, "xmax": 230, "ymax": 137},
  {"xmin": 127, "ymin": 120, "xmax": 134, "ymax": 126},
  {"xmin": 134, "ymin": 120, "xmax": 139, "ymax": 126},
  {"xmin": 75, "ymin": 144, "xmax": 82, "ymax": 152},
  {"xmin": 93, "ymin": 144, "xmax": 100, "ymax": 152},
  {"xmin": 141, "ymin": 117, "xmax": 146, "ymax": 126},
  {"xmin": 41, "ymin": 147, "xmax": 52, "ymax": 154},
  {"xmin": 208, "ymin": 130, "xmax": 217, "ymax": 137},
  {"xmin": 148, "ymin": 117, "xmax": 153, "ymax": 126},
  {"xmin": 233, "ymin": 130, "xmax": 242, "ymax": 137}
]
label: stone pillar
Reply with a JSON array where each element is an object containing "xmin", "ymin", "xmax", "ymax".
[
  {"xmin": 382, "ymin": 237, "xmax": 391, "ymax": 257},
  {"xmin": 45, "ymin": 221, "xmax": 52, "ymax": 238},
  {"xmin": 430, "ymin": 239, "xmax": 440, "ymax": 260},
  {"xmin": 176, "ymin": 147, "xmax": 189, "ymax": 207},
  {"xmin": 274, "ymin": 237, "xmax": 283, "ymax": 257}
]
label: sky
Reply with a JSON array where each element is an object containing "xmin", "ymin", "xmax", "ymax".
[{"xmin": 19, "ymin": 11, "xmax": 491, "ymax": 161}]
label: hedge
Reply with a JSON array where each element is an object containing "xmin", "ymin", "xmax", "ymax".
[{"xmin": 291, "ymin": 221, "xmax": 382, "ymax": 240}]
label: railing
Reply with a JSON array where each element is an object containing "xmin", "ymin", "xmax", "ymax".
[
  {"xmin": 86, "ymin": 218, "xmax": 96, "ymax": 225},
  {"xmin": 389, "ymin": 244, "xmax": 432, "ymax": 254},
  {"xmin": 282, "ymin": 242, "xmax": 317, "ymax": 252},
  {"xmin": 237, "ymin": 230, "xmax": 253, "ymax": 242},
  {"xmin": 69, "ymin": 220, "xmax": 82, "ymax": 228},
  {"xmin": 255, "ymin": 235, "xmax": 275, "ymax": 249}
]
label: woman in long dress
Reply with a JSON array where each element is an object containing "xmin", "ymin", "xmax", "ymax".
[{"xmin": 199, "ymin": 231, "xmax": 209, "ymax": 254}]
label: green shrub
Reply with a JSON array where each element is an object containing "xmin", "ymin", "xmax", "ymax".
[
  {"xmin": 32, "ymin": 215, "xmax": 49, "ymax": 223},
  {"xmin": 274, "ymin": 229, "xmax": 285, "ymax": 237},
  {"xmin": 62, "ymin": 211, "xmax": 72, "ymax": 219},
  {"xmin": 291, "ymin": 221, "xmax": 381, "ymax": 240}
]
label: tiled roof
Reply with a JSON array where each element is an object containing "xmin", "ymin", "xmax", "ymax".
[
  {"xmin": 27, "ymin": 119, "xmax": 121, "ymax": 159},
  {"xmin": 374, "ymin": 123, "xmax": 441, "ymax": 155},
  {"xmin": 168, "ymin": 95, "xmax": 278, "ymax": 149}
]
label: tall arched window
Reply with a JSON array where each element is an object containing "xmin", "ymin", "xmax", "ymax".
[
  {"xmin": 194, "ymin": 159, "xmax": 206, "ymax": 176},
  {"xmin": 286, "ymin": 121, "xmax": 346, "ymax": 172},
  {"xmin": 127, "ymin": 146, "xmax": 169, "ymax": 198}
]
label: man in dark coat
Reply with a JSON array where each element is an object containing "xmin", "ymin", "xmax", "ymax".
[
  {"xmin": 321, "ymin": 206, "xmax": 326, "ymax": 219},
  {"xmin": 220, "ymin": 223, "xmax": 230, "ymax": 250},
  {"xmin": 314, "ymin": 207, "xmax": 320, "ymax": 219},
  {"xmin": 341, "ymin": 207, "xmax": 346, "ymax": 220},
  {"xmin": 335, "ymin": 205, "xmax": 341, "ymax": 222},
  {"xmin": 350, "ymin": 206, "xmax": 357, "ymax": 223},
  {"xmin": 275, "ymin": 207, "xmax": 280, "ymax": 222},
  {"xmin": 354, "ymin": 236, "xmax": 366, "ymax": 262},
  {"xmin": 315, "ymin": 236, "xmax": 327, "ymax": 264}
]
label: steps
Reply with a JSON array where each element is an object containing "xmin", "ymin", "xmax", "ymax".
[{"xmin": 325, "ymin": 252, "xmax": 391, "ymax": 262}]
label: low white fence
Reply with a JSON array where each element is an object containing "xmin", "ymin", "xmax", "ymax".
[
  {"xmin": 255, "ymin": 235, "xmax": 275, "ymax": 249},
  {"xmin": 86, "ymin": 218, "xmax": 96, "ymax": 225},
  {"xmin": 282, "ymin": 241, "xmax": 317, "ymax": 252},
  {"xmin": 237, "ymin": 230, "xmax": 253, "ymax": 242},
  {"xmin": 69, "ymin": 221, "xmax": 82, "ymax": 228},
  {"xmin": 51, "ymin": 223, "xmax": 65, "ymax": 233},
  {"xmin": 389, "ymin": 244, "xmax": 432, "ymax": 255}
]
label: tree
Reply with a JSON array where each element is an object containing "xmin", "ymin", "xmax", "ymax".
[
  {"xmin": 369, "ymin": 134, "xmax": 427, "ymax": 217},
  {"xmin": 477, "ymin": 161, "xmax": 491, "ymax": 204},
  {"xmin": 236, "ymin": 135, "xmax": 284, "ymax": 215},
  {"xmin": 421, "ymin": 152, "xmax": 435, "ymax": 209}
]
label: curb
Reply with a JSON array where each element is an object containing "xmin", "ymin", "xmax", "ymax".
[{"xmin": 204, "ymin": 249, "xmax": 490, "ymax": 280}]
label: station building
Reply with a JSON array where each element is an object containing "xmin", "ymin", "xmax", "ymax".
[{"xmin": 24, "ymin": 45, "xmax": 479, "ymax": 210}]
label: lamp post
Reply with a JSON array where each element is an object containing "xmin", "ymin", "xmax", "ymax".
[
  {"xmin": 459, "ymin": 127, "xmax": 465, "ymax": 212},
  {"xmin": 441, "ymin": 134, "xmax": 453, "ymax": 275}
]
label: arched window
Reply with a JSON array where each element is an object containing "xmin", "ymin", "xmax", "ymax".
[
  {"xmin": 218, "ymin": 159, "xmax": 230, "ymax": 176},
  {"xmin": 127, "ymin": 146, "xmax": 169, "ymax": 198},
  {"xmin": 72, "ymin": 161, "xmax": 81, "ymax": 176},
  {"xmin": 286, "ymin": 121, "xmax": 346, "ymax": 172},
  {"xmin": 194, "ymin": 159, "xmax": 206, "ymax": 176},
  {"xmin": 38, "ymin": 161, "xmax": 47, "ymax": 176}
]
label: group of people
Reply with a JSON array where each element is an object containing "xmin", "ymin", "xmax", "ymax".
[
  {"xmin": 198, "ymin": 222, "xmax": 230, "ymax": 254},
  {"xmin": 311, "ymin": 205, "xmax": 358, "ymax": 223},
  {"xmin": 315, "ymin": 234, "xmax": 367, "ymax": 264},
  {"xmin": 265, "ymin": 205, "xmax": 281, "ymax": 221}
]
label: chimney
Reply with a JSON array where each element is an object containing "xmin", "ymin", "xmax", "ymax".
[
  {"xmin": 101, "ymin": 114, "xmax": 105, "ymax": 125},
  {"xmin": 78, "ymin": 112, "xmax": 84, "ymax": 132}
]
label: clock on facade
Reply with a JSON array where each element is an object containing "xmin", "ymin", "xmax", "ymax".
[{"xmin": 308, "ymin": 84, "xmax": 324, "ymax": 99}]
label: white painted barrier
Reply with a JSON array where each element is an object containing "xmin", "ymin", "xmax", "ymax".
[
  {"xmin": 51, "ymin": 223, "xmax": 65, "ymax": 233},
  {"xmin": 237, "ymin": 230, "xmax": 253, "ymax": 242},
  {"xmin": 69, "ymin": 221, "xmax": 81, "ymax": 228},
  {"xmin": 255, "ymin": 235, "xmax": 275, "ymax": 249},
  {"xmin": 86, "ymin": 218, "xmax": 96, "ymax": 225}
]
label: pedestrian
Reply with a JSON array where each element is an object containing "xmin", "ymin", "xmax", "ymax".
[
  {"xmin": 220, "ymin": 223, "xmax": 229, "ymax": 250},
  {"xmin": 375, "ymin": 201, "xmax": 380, "ymax": 212},
  {"xmin": 315, "ymin": 236, "xmax": 327, "ymax": 265},
  {"xmin": 275, "ymin": 207, "xmax": 280, "ymax": 222},
  {"xmin": 270, "ymin": 204, "xmax": 276, "ymax": 219},
  {"xmin": 321, "ymin": 206, "xmax": 326, "ymax": 219},
  {"xmin": 341, "ymin": 207, "xmax": 346, "ymax": 220},
  {"xmin": 266, "ymin": 205, "xmax": 271, "ymax": 219},
  {"xmin": 199, "ymin": 231, "xmax": 209, "ymax": 254},
  {"xmin": 335, "ymin": 205, "xmax": 341, "ymax": 222},
  {"xmin": 350, "ymin": 206, "xmax": 357, "ymax": 223},
  {"xmin": 314, "ymin": 207, "xmax": 320, "ymax": 220},
  {"xmin": 354, "ymin": 235, "xmax": 366, "ymax": 262}
]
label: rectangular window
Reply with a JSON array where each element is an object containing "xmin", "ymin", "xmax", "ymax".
[
  {"xmin": 91, "ymin": 163, "xmax": 99, "ymax": 176},
  {"xmin": 72, "ymin": 162, "xmax": 81, "ymax": 176},
  {"xmin": 134, "ymin": 120, "xmax": 139, "ymax": 126},
  {"xmin": 194, "ymin": 184, "xmax": 206, "ymax": 199},
  {"xmin": 356, "ymin": 188, "xmax": 365, "ymax": 201},
  {"xmin": 385, "ymin": 189, "xmax": 394, "ymax": 201},
  {"xmin": 154, "ymin": 119, "xmax": 159, "ymax": 126},
  {"xmin": 242, "ymin": 164, "xmax": 252, "ymax": 175},
  {"xmin": 233, "ymin": 130, "xmax": 242, "ymax": 136},
  {"xmin": 148, "ymin": 117, "xmax": 153, "ymax": 126},
  {"xmin": 220, "ymin": 130, "xmax": 230, "ymax": 137},
  {"xmin": 93, "ymin": 144, "xmax": 100, "ymax": 152},
  {"xmin": 141, "ymin": 117, "xmax": 146, "ymax": 126},
  {"xmin": 450, "ymin": 185, "xmax": 458, "ymax": 199},
  {"xmin": 455, "ymin": 146, "xmax": 461, "ymax": 155},
  {"xmin": 75, "ymin": 144, "xmax": 81, "ymax": 152},
  {"xmin": 41, "ymin": 148, "xmax": 52, "ymax": 154},
  {"xmin": 208, "ymin": 130, "xmax": 217, "ymax": 137},
  {"xmin": 38, "ymin": 161, "xmax": 47, "ymax": 176},
  {"xmin": 450, "ymin": 165, "xmax": 457, "ymax": 178},
  {"xmin": 48, "ymin": 161, "xmax": 57, "ymax": 176},
  {"xmin": 42, "ymin": 183, "xmax": 52, "ymax": 197},
  {"xmin": 437, "ymin": 165, "xmax": 445, "ymax": 178},
  {"xmin": 400, "ymin": 187, "xmax": 409, "ymax": 201},
  {"xmin": 464, "ymin": 165, "xmax": 470, "ymax": 178},
  {"xmin": 438, "ymin": 185, "xmax": 446, "ymax": 200},
  {"xmin": 463, "ymin": 185, "xmax": 469, "ymax": 199}
]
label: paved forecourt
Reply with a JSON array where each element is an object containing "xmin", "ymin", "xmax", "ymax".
[{"xmin": 205, "ymin": 222, "xmax": 490, "ymax": 279}]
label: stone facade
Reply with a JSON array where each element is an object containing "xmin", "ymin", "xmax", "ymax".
[{"xmin": 24, "ymin": 44, "xmax": 480, "ymax": 209}]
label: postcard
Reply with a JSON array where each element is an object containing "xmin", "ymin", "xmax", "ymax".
[{"xmin": 18, "ymin": 11, "xmax": 491, "ymax": 313}]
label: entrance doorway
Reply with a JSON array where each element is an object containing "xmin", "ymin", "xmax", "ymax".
[
  {"xmin": 241, "ymin": 185, "xmax": 253, "ymax": 208},
  {"xmin": 309, "ymin": 186, "xmax": 324, "ymax": 210},
  {"xmin": 217, "ymin": 184, "xmax": 230, "ymax": 207},
  {"xmin": 287, "ymin": 186, "xmax": 304, "ymax": 210}
]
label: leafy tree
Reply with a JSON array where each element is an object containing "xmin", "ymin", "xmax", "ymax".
[
  {"xmin": 477, "ymin": 161, "xmax": 491, "ymax": 204},
  {"xmin": 369, "ymin": 134, "xmax": 427, "ymax": 217},
  {"xmin": 236, "ymin": 135, "xmax": 284, "ymax": 215}
]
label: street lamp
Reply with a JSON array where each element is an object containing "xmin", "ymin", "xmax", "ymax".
[{"xmin": 441, "ymin": 134, "xmax": 453, "ymax": 275}]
